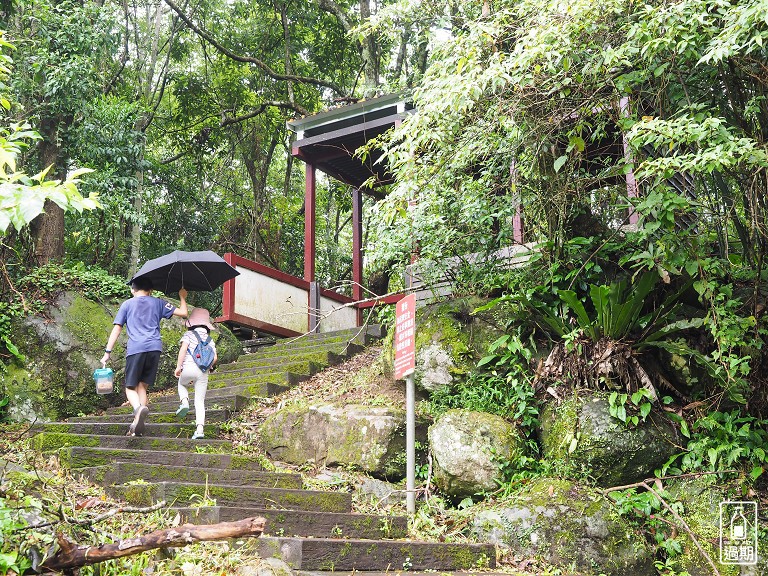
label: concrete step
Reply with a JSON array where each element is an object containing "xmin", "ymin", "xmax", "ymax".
[
  {"xmin": 32, "ymin": 432, "xmax": 230, "ymax": 453},
  {"xmin": 106, "ymin": 394, "xmax": 250, "ymax": 415},
  {"xmin": 58, "ymin": 446, "xmax": 267, "ymax": 470},
  {"xmin": 173, "ymin": 506, "xmax": 408, "ymax": 540},
  {"xmin": 207, "ymin": 371, "xmax": 308, "ymax": 391},
  {"xmin": 67, "ymin": 408, "xmax": 231, "ymax": 424},
  {"xmin": 235, "ymin": 341, "xmax": 364, "ymax": 364},
  {"xmin": 257, "ymin": 328, "xmax": 372, "ymax": 351},
  {"xmin": 39, "ymin": 422, "xmax": 218, "ymax": 439},
  {"xmin": 76, "ymin": 462, "xmax": 302, "ymax": 489},
  {"xmin": 218, "ymin": 350, "xmax": 341, "ymax": 373},
  {"xmin": 210, "ymin": 360, "xmax": 318, "ymax": 381},
  {"xmin": 254, "ymin": 537, "xmax": 495, "ymax": 571},
  {"xmin": 203, "ymin": 381, "xmax": 290, "ymax": 399},
  {"xmin": 108, "ymin": 481, "xmax": 352, "ymax": 513},
  {"xmin": 296, "ymin": 572, "xmax": 505, "ymax": 576}
]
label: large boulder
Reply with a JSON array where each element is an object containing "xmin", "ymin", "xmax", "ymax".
[
  {"xmin": 429, "ymin": 409, "xmax": 524, "ymax": 499},
  {"xmin": 539, "ymin": 392, "xmax": 679, "ymax": 486},
  {"xmin": 259, "ymin": 403, "xmax": 425, "ymax": 479},
  {"xmin": 471, "ymin": 477, "xmax": 655, "ymax": 576},
  {"xmin": 382, "ymin": 297, "xmax": 513, "ymax": 391},
  {"xmin": 1, "ymin": 291, "xmax": 241, "ymax": 422}
]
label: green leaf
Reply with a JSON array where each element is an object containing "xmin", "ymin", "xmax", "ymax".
[
  {"xmin": 553, "ymin": 155, "xmax": 568, "ymax": 172},
  {"xmin": 749, "ymin": 466, "xmax": 763, "ymax": 480},
  {"xmin": 640, "ymin": 402, "xmax": 652, "ymax": 419},
  {"xmin": 17, "ymin": 194, "xmax": 45, "ymax": 227},
  {"xmin": 617, "ymin": 405, "xmax": 627, "ymax": 422},
  {"xmin": 477, "ymin": 355, "xmax": 496, "ymax": 367}
]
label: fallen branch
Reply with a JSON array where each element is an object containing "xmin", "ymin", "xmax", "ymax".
[{"xmin": 40, "ymin": 516, "xmax": 265, "ymax": 572}]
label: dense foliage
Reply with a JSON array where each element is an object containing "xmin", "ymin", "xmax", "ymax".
[{"xmin": 2, "ymin": 0, "xmax": 768, "ymax": 573}]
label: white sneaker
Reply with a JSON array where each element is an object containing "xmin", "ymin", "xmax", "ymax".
[
  {"xmin": 176, "ymin": 401, "xmax": 189, "ymax": 418},
  {"xmin": 191, "ymin": 426, "xmax": 205, "ymax": 440}
]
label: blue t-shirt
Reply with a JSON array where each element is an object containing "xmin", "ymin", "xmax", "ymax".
[{"xmin": 113, "ymin": 295, "xmax": 176, "ymax": 356}]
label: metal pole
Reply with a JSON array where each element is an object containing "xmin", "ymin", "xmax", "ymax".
[{"xmin": 406, "ymin": 373, "xmax": 416, "ymax": 514}]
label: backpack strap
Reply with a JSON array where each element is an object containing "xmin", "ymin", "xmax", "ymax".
[{"xmin": 189, "ymin": 329, "xmax": 211, "ymax": 345}]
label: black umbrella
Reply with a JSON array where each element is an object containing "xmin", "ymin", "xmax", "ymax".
[{"xmin": 129, "ymin": 250, "xmax": 240, "ymax": 293}]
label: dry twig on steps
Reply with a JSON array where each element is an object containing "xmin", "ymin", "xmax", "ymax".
[{"xmin": 39, "ymin": 516, "xmax": 265, "ymax": 572}]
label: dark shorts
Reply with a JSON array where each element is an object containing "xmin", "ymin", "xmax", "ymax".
[{"xmin": 124, "ymin": 351, "xmax": 162, "ymax": 389}]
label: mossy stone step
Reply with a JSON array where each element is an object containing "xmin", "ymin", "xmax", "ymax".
[
  {"xmin": 77, "ymin": 462, "xmax": 302, "ymax": 489},
  {"xmin": 106, "ymin": 394, "xmax": 250, "ymax": 415},
  {"xmin": 218, "ymin": 350, "xmax": 340, "ymax": 373},
  {"xmin": 254, "ymin": 537, "xmax": 496, "ymax": 571},
  {"xmin": 67, "ymin": 408, "xmax": 230, "ymax": 424},
  {"xmin": 108, "ymin": 481, "xmax": 352, "ymax": 513},
  {"xmin": 40, "ymin": 422, "xmax": 218, "ymax": 438},
  {"xmin": 32, "ymin": 432, "xmax": 230, "ymax": 453},
  {"xmin": 59, "ymin": 446, "xmax": 267, "ymax": 470},
  {"xmin": 210, "ymin": 360, "xmax": 318, "ymax": 381},
  {"xmin": 236, "ymin": 341, "xmax": 364, "ymax": 363},
  {"xmin": 203, "ymin": 381, "xmax": 290, "ymax": 399},
  {"xmin": 293, "ymin": 568, "xmax": 508, "ymax": 576},
  {"xmin": 258, "ymin": 329, "xmax": 370, "ymax": 350},
  {"xmin": 233, "ymin": 340, "xmax": 359, "ymax": 362},
  {"xmin": 207, "ymin": 370, "xmax": 308, "ymax": 390},
  {"xmin": 174, "ymin": 506, "xmax": 408, "ymax": 540}
]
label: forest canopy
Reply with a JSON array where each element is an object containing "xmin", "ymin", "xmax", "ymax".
[{"xmin": 0, "ymin": 0, "xmax": 767, "ymax": 411}]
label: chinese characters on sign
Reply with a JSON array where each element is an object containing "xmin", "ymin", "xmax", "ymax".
[
  {"xmin": 720, "ymin": 501, "xmax": 758, "ymax": 565},
  {"xmin": 394, "ymin": 294, "xmax": 416, "ymax": 379}
]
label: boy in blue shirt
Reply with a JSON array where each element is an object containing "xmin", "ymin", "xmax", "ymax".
[{"xmin": 101, "ymin": 277, "xmax": 188, "ymax": 436}]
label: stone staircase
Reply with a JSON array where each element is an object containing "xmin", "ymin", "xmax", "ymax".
[{"xmin": 31, "ymin": 327, "xmax": 497, "ymax": 572}]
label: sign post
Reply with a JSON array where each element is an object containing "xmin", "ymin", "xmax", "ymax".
[{"xmin": 394, "ymin": 294, "xmax": 417, "ymax": 514}]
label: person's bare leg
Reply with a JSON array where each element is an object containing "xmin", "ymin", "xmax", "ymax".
[
  {"xmin": 126, "ymin": 384, "xmax": 149, "ymax": 436},
  {"xmin": 136, "ymin": 382, "xmax": 148, "ymax": 407},
  {"xmin": 125, "ymin": 387, "xmax": 141, "ymax": 411}
]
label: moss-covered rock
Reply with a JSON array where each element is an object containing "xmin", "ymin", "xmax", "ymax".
[
  {"xmin": 540, "ymin": 392, "xmax": 679, "ymax": 486},
  {"xmin": 471, "ymin": 477, "xmax": 655, "ymax": 575},
  {"xmin": 382, "ymin": 297, "xmax": 512, "ymax": 390},
  {"xmin": 429, "ymin": 409, "xmax": 524, "ymax": 499},
  {"xmin": 1, "ymin": 291, "xmax": 240, "ymax": 422},
  {"xmin": 665, "ymin": 476, "xmax": 766, "ymax": 576},
  {"xmin": 259, "ymin": 403, "xmax": 427, "ymax": 480}
]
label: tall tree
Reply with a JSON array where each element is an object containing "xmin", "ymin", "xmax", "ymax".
[{"xmin": 7, "ymin": 0, "xmax": 121, "ymax": 264}]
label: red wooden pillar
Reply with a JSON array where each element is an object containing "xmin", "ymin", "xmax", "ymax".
[
  {"xmin": 304, "ymin": 163, "xmax": 316, "ymax": 282},
  {"xmin": 352, "ymin": 188, "xmax": 363, "ymax": 326}
]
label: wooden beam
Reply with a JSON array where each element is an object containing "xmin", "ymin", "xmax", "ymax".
[{"xmin": 291, "ymin": 114, "xmax": 403, "ymax": 150}]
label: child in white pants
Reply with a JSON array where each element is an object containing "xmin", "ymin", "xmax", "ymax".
[{"xmin": 174, "ymin": 308, "xmax": 217, "ymax": 439}]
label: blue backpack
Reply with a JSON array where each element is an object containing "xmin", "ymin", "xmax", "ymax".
[{"xmin": 189, "ymin": 330, "xmax": 215, "ymax": 372}]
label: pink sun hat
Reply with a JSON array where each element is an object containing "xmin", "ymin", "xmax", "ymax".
[{"xmin": 186, "ymin": 307, "xmax": 215, "ymax": 331}]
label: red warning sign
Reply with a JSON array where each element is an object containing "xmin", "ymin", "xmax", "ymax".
[{"xmin": 394, "ymin": 294, "xmax": 416, "ymax": 379}]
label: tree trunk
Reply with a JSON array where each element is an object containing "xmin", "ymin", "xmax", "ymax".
[
  {"xmin": 359, "ymin": 0, "xmax": 379, "ymax": 91},
  {"xmin": 30, "ymin": 116, "xmax": 66, "ymax": 265}
]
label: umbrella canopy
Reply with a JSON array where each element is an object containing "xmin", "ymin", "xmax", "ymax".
[{"xmin": 129, "ymin": 250, "xmax": 240, "ymax": 293}]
